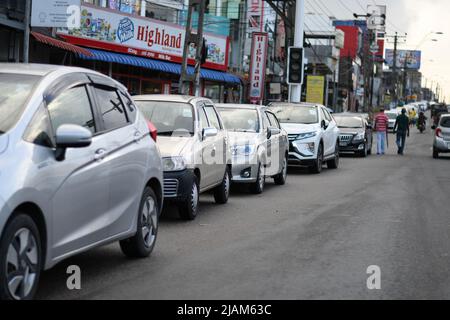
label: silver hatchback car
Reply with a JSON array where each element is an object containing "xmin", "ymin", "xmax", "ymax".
[
  {"xmin": 433, "ymin": 113, "xmax": 450, "ymax": 158},
  {"xmin": 0, "ymin": 64, "xmax": 163, "ymax": 300}
]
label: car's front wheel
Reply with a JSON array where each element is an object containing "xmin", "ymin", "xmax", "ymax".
[
  {"xmin": 310, "ymin": 143, "xmax": 323, "ymax": 174},
  {"xmin": 178, "ymin": 177, "xmax": 200, "ymax": 220},
  {"xmin": 214, "ymin": 167, "xmax": 231, "ymax": 204},
  {"xmin": 0, "ymin": 214, "xmax": 42, "ymax": 300},
  {"xmin": 433, "ymin": 147, "xmax": 439, "ymax": 159},
  {"xmin": 250, "ymin": 163, "xmax": 265, "ymax": 194},
  {"xmin": 274, "ymin": 154, "xmax": 288, "ymax": 185},
  {"xmin": 327, "ymin": 143, "xmax": 340, "ymax": 168},
  {"xmin": 120, "ymin": 187, "xmax": 159, "ymax": 258}
]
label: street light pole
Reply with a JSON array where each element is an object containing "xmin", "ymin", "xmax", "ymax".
[
  {"xmin": 23, "ymin": 0, "xmax": 31, "ymax": 63},
  {"xmin": 289, "ymin": 0, "xmax": 305, "ymax": 103}
]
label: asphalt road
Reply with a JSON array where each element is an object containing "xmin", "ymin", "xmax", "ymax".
[{"xmin": 36, "ymin": 124, "xmax": 450, "ymax": 300}]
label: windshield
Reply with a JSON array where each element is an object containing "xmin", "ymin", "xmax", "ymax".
[
  {"xmin": 217, "ymin": 108, "xmax": 259, "ymax": 132},
  {"xmin": 334, "ymin": 116, "xmax": 363, "ymax": 128},
  {"xmin": 135, "ymin": 101, "xmax": 194, "ymax": 136},
  {"xmin": 270, "ymin": 106, "xmax": 318, "ymax": 124},
  {"xmin": 386, "ymin": 113, "xmax": 398, "ymax": 120},
  {"xmin": 0, "ymin": 73, "xmax": 42, "ymax": 134}
]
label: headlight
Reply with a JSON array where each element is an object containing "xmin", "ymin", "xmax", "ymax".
[
  {"xmin": 295, "ymin": 132, "xmax": 317, "ymax": 140},
  {"xmin": 231, "ymin": 144, "xmax": 256, "ymax": 156},
  {"xmin": 354, "ymin": 133, "xmax": 365, "ymax": 141},
  {"xmin": 162, "ymin": 156, "xmax": 187, "ymax": 172}
]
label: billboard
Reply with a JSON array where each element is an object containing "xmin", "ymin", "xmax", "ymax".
[
  {"xmin": 385, "ymin": 49, "xmax": 422, "ymax": 70},
  {"xmin": 57, "ymin": 4, "xmax": 229, "ymax": 71},
  {"xmin": 31, "ymin": 0, "xmax": 81, "ymax": 27},
  {"xmin": 249, "ymin": 32, "xmax": 269, "ymax": 104},
  {"xmin": 306, "ymin": 76, "xmax": 325, "ymax": 105}
]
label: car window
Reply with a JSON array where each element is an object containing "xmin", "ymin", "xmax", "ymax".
[
  {"xmin": 0, "ymin": 73, "xmax": 42, "ymax": 134},
  {"xmin": 119, "ymin": 91, "xmax": 137, "ymax": 123},
  {"xmin": 94, "ymin": 86, "xmax": 129, "ymax": 131},
  {"xmin": 266, "ymin": 112, "xmax": 281, "ymax": 129},
  {"xmin": 23, "ymin": 103, "xmax": 53, "ymax": 148},
  {"xmin": 320, "ymin": 108, "xmax": 328, "ymax": 122},
  {"xmin": 47, "ymin": 85, "xmax": 96, "ymax": 134},
  {"xmin": 204, "ymin": 105, "xmax": 221, "ymax": 129},
  {"xmin": 198, "ymin": 106, "xmax": 209, "ymax": 129},
  {"xmin": 218, "ymin": 108, "xmax": 259, "ymax": 132},
  {"xmin": 324, "ymin": 109, "xmax": 333, "ymax": 121},
  {"xmin": 270, "ymin": 106, "xmax": 318, "ymax": 124},
  {"xmin": 440, "ymin": 117, "xmax": 450, "ymax": 128}
]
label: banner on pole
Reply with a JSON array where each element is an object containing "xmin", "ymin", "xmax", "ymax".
[
  {"xmin": 306, "ymin": 75, "xmax": 325, "ymax": 105},
  {"xmin": 249, "ymin": 32, "xmax": 269, "ymax": 104}
]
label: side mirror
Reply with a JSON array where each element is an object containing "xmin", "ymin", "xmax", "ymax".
[
  {"xmin": 367, "ymin": 124, "xmax": 373, "ymax": 130},
  {"xmin": 202, "ymin": 127, "xmax": 218, "ymax": 139},
  {"xmin": 268, "ymin": 127, "xmax": 281, "ymax": 139},
  {"xmin": 55, "ymin": 124, "xmax": 92, "ymax": 161},
  {"xmin": 431, "ymin": 125, "xmax": 437, "ymax": 130},
  {"xmin": 321, "ymin": 120, "xmax": 329, "ymax": 129}
]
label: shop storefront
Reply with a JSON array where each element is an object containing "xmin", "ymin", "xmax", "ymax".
[{"xmin": 48, "ymin": 3, "xmax": 241, "ymax": 101}]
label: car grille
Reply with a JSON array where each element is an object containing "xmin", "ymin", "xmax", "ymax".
[
  {"xmin": 340, "ymin": 134, "xmax": 354, "ymax": 143},
  {"xmin": 288, "ymin": 134, "xmax": 298, "ymax": 141},
  {"xmin": 163, "ymin": 179, "xmax": 179, "ymax": 197}
]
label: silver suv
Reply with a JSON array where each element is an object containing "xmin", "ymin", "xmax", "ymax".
[
  {"xmin": 432, "ymin": 113, "xmax": 450, "ymax": 158},
  {"xmin": 134, "ymin": 95, "xmax": 230, "ymax": 220},
  {"xmin": 0, "ymin": 64, "xmax": 163, "ymax": 300},
  {"xmin": 217, "ymin": 104, "xmax": 289, "ymax": 194}
]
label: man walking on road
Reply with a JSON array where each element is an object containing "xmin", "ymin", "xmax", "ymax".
[
  {"xmin": 393, "ymin": 108, "xmax": 410, "ymax": 155},
  {"xmin": 374, "ymin": 108, "xmax": 389, "ymax": 155}
]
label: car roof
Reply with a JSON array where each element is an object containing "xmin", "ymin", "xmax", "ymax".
[
  {"xmin": 216, "ymin": 103, "xmax": 263, "ymax": 110},
  {"xmin": 132, "ymin": 94, "xmax": 208, "ymax": 104},
  {"xmin": 0, "ymin": 63, "xmax": 95, "ymax": 77},
  {"xmin": 269, "ymin": 102, "xmax": 320, "ymax": 108}
]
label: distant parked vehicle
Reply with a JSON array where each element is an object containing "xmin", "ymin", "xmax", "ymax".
[
  {"xmin": 385, "ymin": 110, "xmax": 399, "ymax": 132},
  {"xmin": 269, "ymin": 103, "xmax": 340, "ymax": 174},
  {"xmin": 134, "ymin": 95, "xmax": 230, "ymax": 220},
  {"xmin": 217, "ymin": 104, "xmax": 289, "ymax": 194},
  {"xmin": 432, "ymin": 114, "xmax": 450, "ymax": 158},
  {"xmin": 0, "ymin": 64, "xmax": 163, "ymax": 300},
  {"xmin": 333, "ymin": 113, "xmax": 373, "ymax": 157}
]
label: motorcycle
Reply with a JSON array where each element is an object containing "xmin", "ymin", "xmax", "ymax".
[{"xmin": 418, "ymin": 122, "xmax": 426, "ymax": 133}]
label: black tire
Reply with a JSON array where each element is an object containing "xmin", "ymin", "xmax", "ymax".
[
  {"xmin": 310, "ymin": 143, "xmax": 323, "ymax": 174},
  {"xmin": 327, "ymin": 143, "xmax": 340, "ymax": 168},
  {"xmin": 178, "ymin": 176, "xmax": 200, "ymax": 220},
  {"xmin": 214, "ymin": 167, "xmax": 230, "ymax": 204},
  {"xmin": 433, "ymin": 147, "xmax": 439, "ymax": 159},
  {"xmin": 274, "ymin": 154, "xmax": 288, "ymax": 185},
  {"xmin": 120, "ymin": 187, "xmax": 159, "ymax": 258},
  {"xmin": 250, "ymin": 163, "xmax": 265, "ymax": 194},
  {"xmin": 359, "ymin": 144, "xmax": 368, "ymax": 158},
  {"xmin": 0, "ymin": 214, "xmax": 42, "ymax": 300}
]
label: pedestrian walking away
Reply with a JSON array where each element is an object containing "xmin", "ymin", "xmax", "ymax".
[
  {"xmin": 374, "ymin": 108, "xmax": 389, "ymax": 155},
  {"xmin": 393, "ymin": 108, "xmax": 410, "ymax": 155}
]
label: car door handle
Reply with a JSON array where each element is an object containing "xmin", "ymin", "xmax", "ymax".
[
  {"xmin": 211, "ymin": 146, "xmax": 216, "ymax": 157},
  {"xmin": 134, "ymin": 131, "xmax": 142, "ymax": 142},
  {"xmin": 94, "ymin": 149, "xmax": 107, "ymax": 161}
]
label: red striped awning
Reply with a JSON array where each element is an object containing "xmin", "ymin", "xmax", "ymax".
[{"xmin": 31, "ymin": 32, "xmax": 93, "ymax": 57}]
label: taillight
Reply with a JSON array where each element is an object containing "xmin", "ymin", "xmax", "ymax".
[
  {"xmin": 436, "ymin": 128, "xmax": 442, "ymax": 138},
  {"xmin": 147, "ymin": 120, "xmax": 157, "ymax": 142}
]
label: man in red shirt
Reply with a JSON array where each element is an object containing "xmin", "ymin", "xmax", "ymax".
[{"xmin": 374, "ymin": 108, "xmax": 389, "ymax": 155}]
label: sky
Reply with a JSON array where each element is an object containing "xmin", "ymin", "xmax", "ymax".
[{"xmin": 304, "ymin": 0, "xmax": 450, "ymax": 101}]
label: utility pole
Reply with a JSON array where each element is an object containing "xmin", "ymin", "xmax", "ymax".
[
  {"xmin": 289, "ymin": 0, "xmax": 305, "ymax": 103},
  {"xmin": 179, "ymin": 0, "xmax": 206, "ymax": 96},
  {"xmin": 23, "ymin": 0, "xmax": 31, "ymax": 63},
  {"xmin": 386, "ymin": 32, "xmax": 407, "ymax": 107}
]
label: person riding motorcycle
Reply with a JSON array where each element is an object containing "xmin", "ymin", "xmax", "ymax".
[{"xmin": 417, "ymin": 112, "xmax": 427, "ymax": 132}]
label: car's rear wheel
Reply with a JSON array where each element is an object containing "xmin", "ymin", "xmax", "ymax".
[
  {"xmin": 0, "ymin": 214, "xmax": 42, "ymax": 300},
  {"xmin": 214, "ymin": 167, "xmax": 230, "ymax": 204},
  {"xmin": 178, "ymin": 177, "xmax": 200, "ymax": 220},
  {"xmin": 310, "ymin": 144, "xmax": 323, "ymax": 174},
  {"xmin": 250, "ymin": 163, "xmax": 265, "ymax": 194},
  {"xmin": 327, "ymin": 143, "xmax": 340, "ymax": 168},
  {"xmin": 274, "ymin": 154, "xmax": 288, "ymax": 185},
  {"xmin": 433, "ymin": 147, "xmax": 439, "ymax": 159},
  {"xmin": 120, "ymin": 187, "xmax": 159, "ymax": 258}
]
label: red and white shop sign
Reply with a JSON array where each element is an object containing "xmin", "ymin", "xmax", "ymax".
[
  {"xmin": 247, "ymin": 0, "xmax": 264, "ymax": 33},
  {"xmin": 249, "ymin": 32, "xmax": 268, "ymax": 104},
  {"xmin": 57, "ymin": 4, "xmax": 229, "ymax": 71}
]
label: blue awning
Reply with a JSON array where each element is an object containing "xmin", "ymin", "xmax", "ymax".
[{"xmin": 77, "ymin": 49, "xmax": 241, "ymax": 84}]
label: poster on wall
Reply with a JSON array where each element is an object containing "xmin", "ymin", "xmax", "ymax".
[
  {"xmin": 249, "ymin": 32, "xmax": 269, "ymax": 104},
  {"xmin": 306, "ymin": 75, "xmax": 325, "ymax": 105},
  {"xmin": 57, "ymin": 4, "xmax": 229, "ymax": 71}
]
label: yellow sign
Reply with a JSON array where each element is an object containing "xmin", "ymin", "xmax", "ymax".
[{"xmin": 306, "ymin": 75, "xmax": 325, "ymax": 104}]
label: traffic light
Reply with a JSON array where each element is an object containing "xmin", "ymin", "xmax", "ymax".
[{"xmin": 287, "ymin": 47, "xmax": 304, "ymax": 84}]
